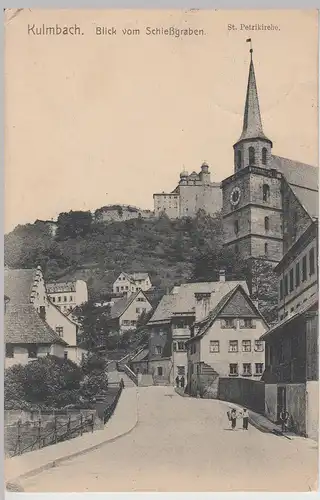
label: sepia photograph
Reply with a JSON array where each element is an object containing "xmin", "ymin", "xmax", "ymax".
[{"xmin": 4, "ymin": 8, "xmax": 319, "ymax": 493}]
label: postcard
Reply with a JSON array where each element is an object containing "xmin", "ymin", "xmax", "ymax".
[{"xmin": 4, "ymin": 8, "xmax": 319, "ymax": 493}]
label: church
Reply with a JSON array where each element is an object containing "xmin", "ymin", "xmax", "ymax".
[{"xmin": 221, "ymin": 47, "xmax": 318, "ymax": 264}]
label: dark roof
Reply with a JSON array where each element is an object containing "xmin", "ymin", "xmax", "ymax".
[
  {"xmin": 110, "ymin": 290, "xmax": 149, "ymax": 319},
  {"xmin": 5, "ymin": 305, "xmax": 67, "ymax": 345},
  {"xmin": 46, "ymin": 282, "xmax": 76, "ymax": 293},
  {"xmin": 4, "ymin": 269, "xmax": 37, "ymax": 305}
]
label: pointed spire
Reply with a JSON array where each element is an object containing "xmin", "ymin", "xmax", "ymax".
[{"xmin": 238, "ymin": 46, "xmax": 271, "ymax": 143}]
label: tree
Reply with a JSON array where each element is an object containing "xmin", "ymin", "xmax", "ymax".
[
  {"xmin": 56, "ymin": 210, "xmax": 92, "ymax": 240},
  {"xmin": 75, "ymin": 301, "xmax": 112, "ymax": 351},
  {"xmin": 249, "ymin": 259, "xmax": 278, "ymax": 324}
]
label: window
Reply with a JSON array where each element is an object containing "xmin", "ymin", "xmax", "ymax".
[
  {"xmin": 263, "ymin": 184, "xmax": 270, "ymax": 202},
  {"xmin": 234, "ymin": 220, "xmax": 239, "ymax": 234},
  {"xmin": 264, "ymin": 243, "xmax": 268, "ymax": 256},
  {"xmin": 28, "ymin": 345, "xmax": 38, "ymax": 358},
  {"xmin": 121, "ymin": 286, "xmax": 124, "ymax": 291},
  {"xmin": 242, "ymin": 340, "xmax": 251, "ymax": 352},
  {"xmin": 290, "ymin": 307, "xmax": 295, "ymax": 313},
  {"xmin": 242, "ymin": 363, "xmax": 252, "ymax": 376},
  {"xmin": 248, "ymin": 146, "xmax": 255, "ymax": 165},
  {"xmin": 52, "ymin": 296, "xmax": 56, "ymax": 303},
  {"xmin": 229, "ymin": 340, "xmax": 238, "ymax": 352},
  {"xmin": 262, "ymin": 147, "xmax": 267, "ymax": 165},
  {"xmin": 254, "ymin": 340, "xmax": 264, "ymax": 352},
  {"xmin": 136, "ymin": 308, "xmax": 140, "ymax": 314},
  {"xmin": 255, "ymin": 363, "xmax": 264, "ymax": 375},
  {"xmin": 177, "ymin": 341, "xmax": 186, "ymax": 351},
  {"xmin": 229, "ymin": 363, "xmax": 238, "ymax": 376},
  {"xmin": 6, "ymin": 345, "xmax": 14, "ymax": 358},
  {"xmin": 209, "ymin": 340, "xmax": 219, "ymax": 353},
  {"xmin": 56, "ymin": 326, "xmax": 64, "ymax": 337},
  {"xmin": 64, "ymin": 296, "xmax": 67, "ymax": 302},
  {"xmin": 289, "ymin": 269, "xmax": 294, "ymax": 293},
  {"xmin": 154, "ymin": 345, "xmax": 163, "ymax": 355},
  {"xmin": 116, "ymin": 287, "xmax": 119, "ymax": 292},
  {"xmin": 284, "ymin": 275, "xmax": 288, "ymax": 296},
  {"xmin": 241, "ymin": 318, "xmax": 255, "ymax": 329},
  {"xmin": 173, "ymin": 342, "xmax": 177, "ymax": 352},
  {"xmin": 221, "ymin": 319, "xmax": 236, "ymax": 329},
  {"xmin": 295, "ymin": 262, "xmax": 300, "ymax": 288},
  {"xmin": 137, "ymin": 297, "xmax": 145, "ymax": 302},
  {"xmin": 236, "ymin": 150, "xmax": 242, "ymax": 170},
  {"xmin": 177, "ymin": 366, "xmax": 185, "ymax": 376},
  {"xmin": 39, "ymin": 306, "xmax": 46, "ymax": 320},
  {"xmin": 309, "ymin": 248, "xmax": 315, "ymax": 275},
  {"xmin": 58, "ymin": 296, "xmax": 61, "ymax": 302},
  {"xmin": 157, "ymin": 366, "xmax": 163, "ymax": 376},
  {"xmin": 64, "ymin": 351, "xmax": 68, "ymax": 360},
  {"xmin": 279, "ymin": 279, "xmax": 283, "ymax": 300},
  {"xmin": 264, "ymin": 216, "xmax": 269, "ymax": 231},
  {"xmin": 125, "ymin": 286, "xmax": 128, "ymax": 290},
  {"xmin": 302, "ymin": 255, "xmax": 307, "ymax": 282}
]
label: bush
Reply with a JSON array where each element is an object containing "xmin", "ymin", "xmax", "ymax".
[
  {"xmin": 80, "ymin": 373, "xmax": 108, "ymax": 399},
  {"xmin": 80, "ymin": 353, "xmax": 107, "ymax": 376}
]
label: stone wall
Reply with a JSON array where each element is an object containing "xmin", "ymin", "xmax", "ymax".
[{"xmin": 218, "ymin": 377, "xmax": 265, "ymax": 414}]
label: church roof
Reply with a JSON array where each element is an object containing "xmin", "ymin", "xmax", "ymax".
[
  {"xmin": 271, "ymin": 155, "xmax": 319, "ymax": 219},
  {"xmin": 238, "ymin": 54, "xmax": 271, "ymax": 144}
]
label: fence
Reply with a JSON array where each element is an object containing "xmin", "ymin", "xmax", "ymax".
[{"xmin": 6, "ymin": 382, "xmax": 124, "ymax": 458}]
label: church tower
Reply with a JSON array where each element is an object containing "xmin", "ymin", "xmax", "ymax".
[{"xmin": 221, "ymin": 43, "xmax": 283, "ymax": 263}]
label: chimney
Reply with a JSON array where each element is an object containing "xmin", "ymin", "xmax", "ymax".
[
  {"xmin": 194, "ymin": 292, "xmax": 212, "ymax": 323},
  {"xmin": 219, "ymin": 269, "xmax": 226, "ymax": 282}
]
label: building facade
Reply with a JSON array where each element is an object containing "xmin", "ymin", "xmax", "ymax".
[
  {"xmin": 109, "ymin": 290, "xmax": 152, "ymax": 335},
  {"xmin": 186, "ymin": 284, "xmax": 267, "ymax": 397},
  {"xmin": 261, "ymin": 221, "xmax": 318, "ymax": 440},
  {"xmin": 153, "ymin": 162, "xmax": 222, "ymax": 219},
  {"xmin": 46, "ymin": 279, "xmax": 88, "ymax": 314},
  {"xmin": 221, "ymin": 49, "xmax": 318, "ymax": 264}
]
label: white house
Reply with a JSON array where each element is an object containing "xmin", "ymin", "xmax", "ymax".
[
  {"xmin": 46, "ymin": 279, "xmax": 88, "ymax": 314},
  {"xmin": 4, "ymin": 267, "xmax": 87, "ymax": 368},
  {"xmin": 112, "ymin": 272, "xmax": 152, "ymax": 295},
  {"xmin": 109, "ymin": 290, "xmax": 152, "ymax": 334}
]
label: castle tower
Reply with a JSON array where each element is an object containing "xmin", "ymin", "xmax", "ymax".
[{"xmin": 221, "ymin": 42, "xmax": 283, "ymax": 264}]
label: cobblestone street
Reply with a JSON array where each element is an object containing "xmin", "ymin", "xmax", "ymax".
[{"xmin": 21, "ymin": 386, "xmax": 318, "ymax": 492}]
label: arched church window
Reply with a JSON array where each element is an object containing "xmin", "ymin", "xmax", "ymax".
[
  {"xmin": 264, "ymin": 243, "xmax": 268, "ymax": 255},
  {"xmin": 262, "ymin": 147, "xmax": 267, "ymax": 165},
  {"xmin": 249, "ymin": 147, "xmax": 255, "ymax": 165},
  {"xmin": 264, "ymin": 216, "xmax": 269, "ymax": 231},
  {"xmin": 234, "ymin": 220, "xmax": 239, "ymax": 234},
  {"xmin": 236, "ymin": 150, "xmax": 242, "ymax": 170},
  {"xmin": 263, "ymin": 184, "xmax": 270, "ymax": 202}
]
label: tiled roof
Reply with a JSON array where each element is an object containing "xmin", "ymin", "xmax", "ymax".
[
  {"xmin": 4, "ymin": 269, "xmax": 37, "ymax": 305},
  {"xmin": 5, "ymin": 305, "xmax": 67, "ymax": 345},
  {"xmin": 172, "ymin": 281, "xmax": 249, "ymax": 315},
  {"xmin": 148, "ymin": 294, "xmax": 178, "ymax": 324},
  {"xmin": 110, "ymin": 290, "xmax": 147, "ymax": 319},
  {"xmin": 131, "ymin": 273, "xmax": 149, "ymax": 281},
  {"xmin": 46, "ymin": 282, "xmax": 76, "ymax": 293}
]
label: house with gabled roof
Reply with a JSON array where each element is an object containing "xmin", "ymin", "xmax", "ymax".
[
  {"xmin": 4, "ymin": 267, "xmax": 87, "ymax": 368},
  {"xmin": 112, "ymin": 272, "xmax": 152, "ymax": 296},
  {"xmin": 186, "ymin": 282, "xmax": 268, "ymax": 398},
  {"xmin": 108, "ymin": 289, "xmax": 152, "ymax": 335},
  {"xmin": 46, "ymin": 279, "xmax": 88, "ymax": 315}
]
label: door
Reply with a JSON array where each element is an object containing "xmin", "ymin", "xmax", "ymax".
[{"xmin": 277, "ymin": 386, "xmax": 286, "ymax": 422}]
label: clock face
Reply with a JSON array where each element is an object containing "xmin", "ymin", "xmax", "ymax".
[{"xmin": 230, "ymin": 187, "xmax": 241, "ymax": 206}]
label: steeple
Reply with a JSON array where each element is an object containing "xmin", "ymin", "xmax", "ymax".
[
  {"xmin": 233, "ymin": 41, "xmax": 272, "ymax": 172},
  {"xmin": 238, "ymin": 48, "xmax": 271, "ymax": 143}
]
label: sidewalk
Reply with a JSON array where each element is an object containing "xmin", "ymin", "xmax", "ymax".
[{"xmin": 5, "ymin": 387, "xmax": 138, "ymax": 485}]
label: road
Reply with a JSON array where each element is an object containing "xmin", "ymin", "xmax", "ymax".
[{"xmin": 21, "ymin": 386, "xmax": 318, "ymax": 492}]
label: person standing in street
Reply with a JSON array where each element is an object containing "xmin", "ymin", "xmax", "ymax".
[
  {"xmin": 242, "ymin": 408, "xmax": 249, "ymax": 430},
  {"xmin": 230, "ymin": 408, "xmax": 237, "ymax": 430},
  {"xmin": 280, "ymin": 408, "xmax": 289, "ymax": 433},
  {"xmin": 180, "ymin": 375, "xmax": 185, "ymax": 389},
  {"xmin": 175, "ymin": 375, "xmax": 180, "ymax": 388}
]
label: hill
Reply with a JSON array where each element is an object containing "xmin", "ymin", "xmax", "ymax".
[{"xmin": 4, "ymin": 210, "xmax": 278, "ymax": 322}]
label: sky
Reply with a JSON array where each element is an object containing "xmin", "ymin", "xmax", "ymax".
[{"xmin": 4, "ymin": 9, "xmax": 319, "ymax": 233}]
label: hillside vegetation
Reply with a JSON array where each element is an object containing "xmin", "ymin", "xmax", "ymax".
[{"xmin": 4, "ymin": 210, "xmax": 278, "ymax": 322}]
